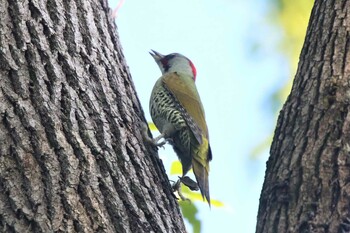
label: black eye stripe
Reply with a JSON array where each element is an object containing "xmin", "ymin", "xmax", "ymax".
[
  {"xmin": 161, "ymin": 54, "xmax": 175, "ymax": 72},
  {"xmin": 161, "ymin": 59, "xmax": 170, "ymax": 72}
]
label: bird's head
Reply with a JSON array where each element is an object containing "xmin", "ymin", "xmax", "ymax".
[{"xmin": 150, "ymin": 50, "xmax": 197, "ymax": 81}]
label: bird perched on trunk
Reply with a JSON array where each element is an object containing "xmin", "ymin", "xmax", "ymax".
[{"xmin": 147, "ymin": 50, "xmax": 212, "ymax": 205}]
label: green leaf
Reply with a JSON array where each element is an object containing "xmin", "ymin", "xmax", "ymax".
[
  {"xmin": 170, "ymin": 160, "xmax": 182, "ymax": 175},
  {"xmin": 179, "ymin": 201, "xmax": 201, "ymax": 233},
  {"xmin": 250, "ymin": 135, "xmax": 273, "ymax": 159},
  {"xmin": 148, "ymin": 122, "xmax": 158, "ymax": 131},
  {"xmin": 180, "ymin": 185, "xmax": 225, "ymax": 207}
]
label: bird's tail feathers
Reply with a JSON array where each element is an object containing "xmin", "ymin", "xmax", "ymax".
[
  {"xmin": 192, "ymin": 158, "xmax": 210, "ymax": 206},
  {"xmin": 192, "ymin": 137, "xmax": 210, "ymax": 206}
]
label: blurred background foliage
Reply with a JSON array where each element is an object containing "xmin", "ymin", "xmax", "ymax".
[
  {"xmin": 270, "ymin": 0, "xmax": 314, "ymax": 106},
  {"xmin": 180, "ymin": 0, "xmax": 313, "ymax": 231},
  {"xmin": 251, "ymin": 0, "xmax": 313, "ymax": 159}
]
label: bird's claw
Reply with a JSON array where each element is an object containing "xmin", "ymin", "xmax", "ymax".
[
  {"xmin": 140, "ymin": 122, "xmax": 169, "ymax": 147},
  {"xmin": 171, "ymin": 179, "xmax": 189, "ymax": 201},
  {"xmin": 171, "ymin": 177, "xmax": 199, "ymax": 202},
  {"xmin": 153, "ymin": 139, "xmax": 166, "ymax": 148},
  {"xmin": 156, "ymin": 138, "xmax": 174, "ymax": 148}
]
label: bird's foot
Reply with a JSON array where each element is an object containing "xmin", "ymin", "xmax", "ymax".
[
  {"xmin": 172, "ymin": 179, "xmax": 189, "ymax": 201},
  {"xmin": 151, "ymin": 134, "xmax": 167, "ymax": 147},
  {"xmin": 140, "ymin": 122, "xmax": 168, "ymax": 147},
  {"xmin": 171, "ymin": 176, "xmax": 199, "ymax": 201}
]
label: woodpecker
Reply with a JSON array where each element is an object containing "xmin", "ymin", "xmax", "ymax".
[{"xmin": 148, "ymin": 50, "xmax": 212, "ymax": 205}]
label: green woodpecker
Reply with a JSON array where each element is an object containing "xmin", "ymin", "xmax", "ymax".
[{"xmin": 148, "ymin": 50, "xmax": 212, "ymax": 205}]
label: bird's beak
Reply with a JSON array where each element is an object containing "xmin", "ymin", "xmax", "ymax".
[{"xmin": 149, "ymin": 50, "xmax": 164, "ymax": 61}]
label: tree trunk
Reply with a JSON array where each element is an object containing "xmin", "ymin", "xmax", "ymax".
[
  {"xmin": 256, "ymin": 1, "xmax": 350, "ymax": 232},
  {"xmin": 0, "ymin": 0, "xmax": 186, "ymax": 232}
]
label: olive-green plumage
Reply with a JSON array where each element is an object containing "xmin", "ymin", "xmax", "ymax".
[{"xmin": 149, "ymin": 51, "xmax": 212, "ymax": 205}]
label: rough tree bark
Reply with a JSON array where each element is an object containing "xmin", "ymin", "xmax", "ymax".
[
  {"xmin": 256, "ymin": 1, "xmax": 350, "ymax": 232},
  {"xmin": 0, "ymin": 0, "xmax": 186, "ymax": 232}
]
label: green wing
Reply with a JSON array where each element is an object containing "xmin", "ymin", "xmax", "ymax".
[
  {"xmin": 162, "ymin": 72, "xmax": 209, "ymax": 141},
  {"xmin": 163, "ymin": 72, "xmax": 212, "ymax": 204}
]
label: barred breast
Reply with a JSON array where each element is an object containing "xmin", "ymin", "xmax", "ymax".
[{"xmin": 149, "ymin": 78, "xmax": 193, "ymax": 174}]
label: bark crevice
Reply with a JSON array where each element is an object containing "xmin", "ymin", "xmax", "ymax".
[{"xmin": 0, "ymin": 0, "xmax": 186, "ymax": 232}]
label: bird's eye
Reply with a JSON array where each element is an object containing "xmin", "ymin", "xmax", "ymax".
[
  {"xmin": 161, "ymin": 58, "xmax": 170, "ymax": 72},
  {"xmin": 161, "ymin": 58, "xmax": 168, "ymax": 66}
]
